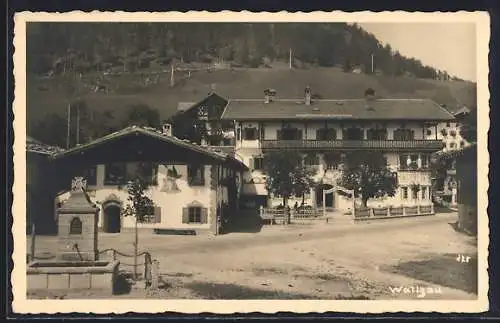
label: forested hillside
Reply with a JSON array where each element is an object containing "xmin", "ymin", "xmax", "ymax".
[
  {"xmin": 26, "ymin": 22, "xmax": 475, "ymax": 149},
  {"xmin": 28, "ymin": 22, "xmax": 457, "ymax": 80}
]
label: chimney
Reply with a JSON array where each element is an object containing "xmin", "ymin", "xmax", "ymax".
[
  {"xmin": 162, "ymin": 123, "xmax": 173, "ymax": 136},
  {"xmin": 269, "ymin": 89, "xmax": 276, "ymax": 102},
  {"xmin": 264, "ymin": 89, "xmax": 271, "ymax": 104},
  {"xmin": 305, "ymin": 86, "xmax": 311, "ymax": 106},
  {"xmin": 364, "ymin": 88, "xmax": 376, "ymax": 100}
]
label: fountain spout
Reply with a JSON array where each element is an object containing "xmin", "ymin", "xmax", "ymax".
[{"xmin": 72, "ymin": 243, "xmax": 84, "ymax": 261}]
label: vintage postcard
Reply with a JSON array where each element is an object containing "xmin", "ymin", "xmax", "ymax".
[{"xmin": 12, "ymin": 10, "xmax": 489, "ymax": 314}]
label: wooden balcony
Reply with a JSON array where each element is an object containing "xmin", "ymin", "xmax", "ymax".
[{"xmin": 261, "ymin": 140, "xmax": 444, "ymax": 151}]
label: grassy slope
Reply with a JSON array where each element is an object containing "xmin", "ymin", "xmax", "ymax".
[{"xmin": 27, "ymin": 67, "xmax": 476, "ymax": 131}]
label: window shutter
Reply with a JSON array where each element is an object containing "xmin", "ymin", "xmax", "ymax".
[
  {"xmin": 201, "ymin": 208, "xmax": 208, "ymax": 224},
  {"xmin": 260, "ymin": 126, "xmax": 265, "ymax": 140},
  {"xmin": 154, "ymin": 207, "xmax": 162, "ymax": 224},
  {"xmin": 182, "ymin": 208, "xmax": 189, "ymax": 223}
]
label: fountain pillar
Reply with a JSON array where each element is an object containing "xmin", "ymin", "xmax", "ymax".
[{"xmin": 57, "ymin": 177, "xmax": 100, "ymax": 261}]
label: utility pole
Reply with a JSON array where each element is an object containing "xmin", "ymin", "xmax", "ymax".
[
  {"xmin": 170, "ymin": 64, "xmax": 175, "ymax": 88},
  {"xmin": 66, "ymin": 103, "xmax": 71, "ymax": 149},
  {"xmin": 76, "ymin": 106, "xmax": 80, "ymax": 145},
  {"xmin": 371, "ymin": 53, "xmax": 374, "ymax": 74}
]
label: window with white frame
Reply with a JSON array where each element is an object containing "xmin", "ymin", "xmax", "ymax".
[
  {"xmin": 421, "ymin": 187, "xmax": 427, "ymax": 200},
  {"xmin": 402, "ymin": 187, "xmax": 408, "ymax": 200}
]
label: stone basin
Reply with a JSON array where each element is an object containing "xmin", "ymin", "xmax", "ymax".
[{"xmin": 27, "ymin": 260, "xmax": 120, "ymax": 294}]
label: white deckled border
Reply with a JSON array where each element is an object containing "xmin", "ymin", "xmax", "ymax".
[{"xmin": 12, "ymin": 10, "xmax": 490, "ymax": 314}]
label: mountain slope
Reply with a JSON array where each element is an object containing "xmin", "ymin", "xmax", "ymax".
[{"xmin": 27, "ymin": 66, "xmax": 476, "ymax": 132}]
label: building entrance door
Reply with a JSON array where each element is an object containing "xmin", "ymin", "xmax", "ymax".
[{"xmin": 103, "ymin": 204, "xmax": 121, "ymax": 233}]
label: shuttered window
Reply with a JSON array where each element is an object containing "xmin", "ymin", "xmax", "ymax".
[{"xmin": 182, "ymin": 206, "xmax": 208, "ymax": 224}]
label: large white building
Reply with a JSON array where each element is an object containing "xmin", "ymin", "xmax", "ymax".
[{"xmin": 220, "ymin": 87, "xmax": 455, "ymax": 212}]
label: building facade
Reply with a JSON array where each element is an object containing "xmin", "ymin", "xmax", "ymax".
[
  {"xmin": 431, "ymin": 106, "xmax": 473, "ymax": 207},
  {"xmin": 220, "ymin": 87, "xmax": 454, "ymax": 212},
  {"xmin": 167, "ymin": 92, "xmax": 235, "ymax": 148},
  {"xmin": 50, "ymin": 127, "xmax": 246, "ymax": 235}
]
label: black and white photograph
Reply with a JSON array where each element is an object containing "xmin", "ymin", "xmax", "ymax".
[{"xmin": 12, "ymin": 11, "xmax": 489, "ymax": 314}]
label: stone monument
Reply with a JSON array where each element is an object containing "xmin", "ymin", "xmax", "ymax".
[{"xmin": 57, "ymin": 177, "xmax": 100, "ymax": 261}]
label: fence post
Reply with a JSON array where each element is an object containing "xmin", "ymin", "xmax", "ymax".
[
  {"xmin": 144, "ymin": 253, "xmax": 151, "ymax": 284},
  {"xmin": 403, "ymin": 206, "xmax": 406, "ymax": 216},
  {"xmin": 431, "ymin": 203, "xmax": 435, "ymax": 214},
  {"xmin": 151, "ymin": 259, "xmax": 160, "ymax": 290},
  {"xmin": 387, "ymin": 207, "xmax": 391, "ymax": 217},
  {"xmin": 30, "ymin": 222, "xmax": 36, "ymax": 262},
  {"xmin": 417, "ymin": 204, "xmax": 421, "ymax": 215}
]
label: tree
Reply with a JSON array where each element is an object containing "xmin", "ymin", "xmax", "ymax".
[
  {"xmin": 30, "ymin": 113, "xmax": 67, "ymax": 148},
  {"xmin": 121, "ymin": 178, "xmax": 155, "ymax": 223},
  {"xmin": 338, "ymin": 151, "xmax": 398, "ymax": 207},
  {"xmin": 121, "ymin": 175, "xmax": 156, "ymax": 279},
  {"xmin": 459, "ymin": 108, "xmax": 477, "ymax": 143},
  {"xmin": 263, "ymin": 150, "xmax": 315, "ymax": 208},
  {"xmin": 122, "ymin": 104, "xmax": 161, "ymax": 129}
]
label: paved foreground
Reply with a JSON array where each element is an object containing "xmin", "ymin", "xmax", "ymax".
[{"xmin": 28, "ymin": 213, "xmax": 478, "ymax": 300}]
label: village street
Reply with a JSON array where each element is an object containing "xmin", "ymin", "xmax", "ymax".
[{"xmin": 28, "ymin": 212, "xmax": 478, "ymax": 300}]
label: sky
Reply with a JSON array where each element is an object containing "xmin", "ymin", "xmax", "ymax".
[{"xmin": 359, "ymin": 23, "xmax": 476, "ymax": 82}]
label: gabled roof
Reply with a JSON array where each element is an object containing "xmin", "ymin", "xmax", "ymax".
[
  {"xmin": 27, "ymin": 137, "xmax": 65, "ymax": 155},
  {"xmin": 177, "ymin": 102, "xmax": 196, "ymax": 112},
  {"xmin": 51, "ymin": 126, "xmax": 247, "ymax": 170},
  {"xmin": 221, "ymin": 98, "xmax": 455, "ymax": 121},
  {"xmin": 171, "ymin": 92, "xmax": 227, "ymax": 118}
]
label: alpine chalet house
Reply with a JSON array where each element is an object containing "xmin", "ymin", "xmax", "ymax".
[
  {"xmin": 428, "ymin": 106, "xmax": 472, "ymax": 208},
  {"xmin": 221, "ymin": 87, "xmax": 454, "ymax": 214},
  {"xmin": 52, "ymin": 126, "xmax": 246, "ymax": 235},
  {"xmin": 167, "ymin": 91, "xmax": 235, "ymax": 152}
]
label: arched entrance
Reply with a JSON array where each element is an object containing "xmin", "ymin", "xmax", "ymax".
[
  {"xmin": 103, "ymin": 203, "xmax": 121, "ymax": 233},
  {"xmin": 316, "ymin": 184, "xmax": 334, "ymax": 208}
]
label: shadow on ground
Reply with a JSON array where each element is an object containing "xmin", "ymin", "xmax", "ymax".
[
  {"xmin": 448, "ymin": 221, "xmax": 477, "ymax": 237},
  {"xmin": 383, "ymin": 253, "xmax": 478, "ymax": 294},
  {"xmin": 184, "ymin": 281, "xmax": 323, "ymax": 299},
  {"xmin": 113, "ymin": 272, "xmax": 133, "ymax": 295},
  {"xmin": 225, "ymin": 210, "xmax": 264, "ymax": 234}
]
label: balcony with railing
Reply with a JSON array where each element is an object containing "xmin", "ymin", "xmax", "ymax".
[{"xmin": 260, "ymin": 140, "xmax": 444, "ymax": 151}]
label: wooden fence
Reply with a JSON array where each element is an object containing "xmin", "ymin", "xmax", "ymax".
[
  {"xmin": 260, "ymin": 204, "xmax": 435, "ymax": 224},
  {"xmin": 259, "ymin": 208, "xmax": 324, "ymax": 225},
  {"xmin": 353, "ymin": 204, "xmax": 435, "ymax": 221}
]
